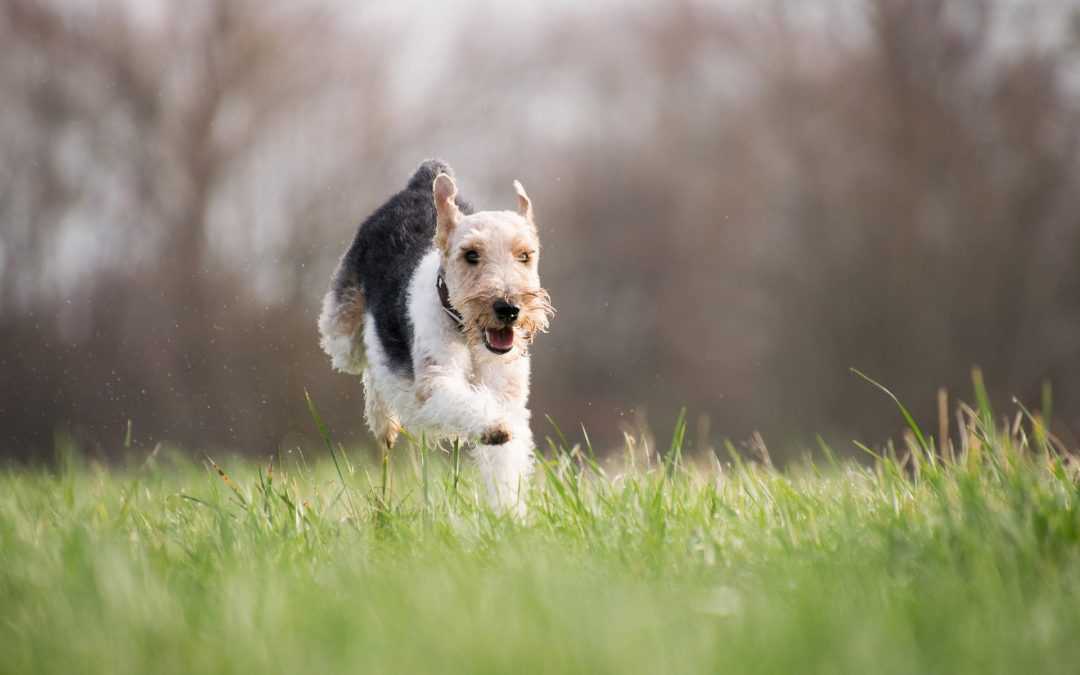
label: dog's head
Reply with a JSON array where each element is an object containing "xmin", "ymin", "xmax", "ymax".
[{"xmin": 433, "ymin": 173, "xmax": 553, "ymax": 357}]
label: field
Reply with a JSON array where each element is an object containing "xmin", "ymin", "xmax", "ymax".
[{"xmin": 3, "ymin": 386, "xmax": 1080, "ymax": 674}]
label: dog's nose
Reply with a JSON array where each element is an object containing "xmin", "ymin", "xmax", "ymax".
[{"xmin": 493, "ymin": 299, "xmax": 519, "ymax": 323}]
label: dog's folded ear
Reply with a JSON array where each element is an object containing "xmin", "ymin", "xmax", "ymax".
[
  {"xmin": 433, "ymin": 173, "xmax": 460, "ymax": 252},
  {"xmin": 513, "ymin": 180, "xmax": 533, "ymax": 224}
]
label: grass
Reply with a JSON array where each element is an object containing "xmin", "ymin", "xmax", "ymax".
[{"xmin": 3, "ymin": 381, "xmax": 1080, "ymax": 674}]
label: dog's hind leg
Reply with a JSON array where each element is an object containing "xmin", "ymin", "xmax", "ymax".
[
  {"xmin": 318, "ymin": 266, "xmax": 366, "ymax": 375},
  {"xmin": 362, "ymin": 368, "xmax": 401, "ymax": 450}
]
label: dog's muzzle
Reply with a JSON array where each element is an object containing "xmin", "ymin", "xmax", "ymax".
[{"xmin": 484, "ymin": 300, "xmax": 518, "ymax": 354}]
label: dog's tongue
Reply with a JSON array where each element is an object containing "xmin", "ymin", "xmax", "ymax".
[{"xmin": 486, "ymin": 327, "xmax": 514, "ymax": 351}]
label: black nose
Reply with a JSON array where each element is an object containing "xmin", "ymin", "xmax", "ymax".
[{"xmin": 493, "ymin": 299, "xmax": 519, "ymax": 323}]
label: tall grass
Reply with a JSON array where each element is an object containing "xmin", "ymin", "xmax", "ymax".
[{"xmin": 1, "ymin": 378, "xmax": 1079, "ymax": 674}]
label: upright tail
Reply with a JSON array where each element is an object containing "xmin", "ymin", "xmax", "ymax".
[{"xmin": 406, "ymin": 159, "xmax": 454, "ymax": 191}]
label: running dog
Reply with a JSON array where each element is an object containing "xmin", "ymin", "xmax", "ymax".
[{"xmin": 318, "ymin": 160, "xmax": 553, "ymax": 512}]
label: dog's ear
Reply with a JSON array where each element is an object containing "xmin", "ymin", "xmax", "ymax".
[
  {"xmin": 433, "ymin": 173, "xmax": 460, "ymax": 252},
  {"xmin": 513, "ymin": 180, "xmax": 533, "ymax": 224}
]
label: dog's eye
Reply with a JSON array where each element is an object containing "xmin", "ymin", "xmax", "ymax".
[
  {"xmin": 517, "ymin": 252, "xmax": 532, "ymax": 264},
  {"xmin": 464, "ymin": 250, "xmax": 480, "ymax": 265}
]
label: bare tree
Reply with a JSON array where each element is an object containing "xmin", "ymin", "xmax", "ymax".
[{"xmin": 2, "ymin": 0, "xmax": 1079, "ymax": 461}]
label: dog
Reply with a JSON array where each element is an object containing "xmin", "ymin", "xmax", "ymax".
[{"xmin": 318, "ymin": 160, "xmax": 553, "ymax": 511}]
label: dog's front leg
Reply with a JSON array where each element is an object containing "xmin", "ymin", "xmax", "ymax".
[
  {"xmin": 412, "ymin": 373, "xmax": 512, "ymax": 444},
  {"xmin": 472, "ymin": 415, "xmax": 533, "ymax": 515}
]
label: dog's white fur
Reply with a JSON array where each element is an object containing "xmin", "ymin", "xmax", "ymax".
[{"xmin": 321, "ymin": 171, "xmax": 551, "ymax": 513}]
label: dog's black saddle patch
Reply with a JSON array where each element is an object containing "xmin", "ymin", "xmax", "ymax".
[{"xmin": 334, "ymin": 160, "xmax": 473, "ymax": 378}]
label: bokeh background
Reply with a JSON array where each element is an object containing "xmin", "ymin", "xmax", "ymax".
[{"xmin": 3, "ymin": 0, "xmax": 1080, "ymax": 463}]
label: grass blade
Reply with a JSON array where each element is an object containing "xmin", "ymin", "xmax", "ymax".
[{"xmin": 851, "ymin": 368, "xmax": 930, "ymax": 453}]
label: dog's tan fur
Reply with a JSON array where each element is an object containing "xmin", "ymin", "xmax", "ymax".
[{"xmin": 317, "ymin": 284, "xmax": 367, "ymax": 374}]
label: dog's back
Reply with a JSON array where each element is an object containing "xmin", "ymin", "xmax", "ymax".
[{"xmin": 319, "ymin": 160, "xmax": 472, "ymax": 376}]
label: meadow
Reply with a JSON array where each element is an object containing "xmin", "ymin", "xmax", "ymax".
[{"xmin": 3, "ymin": 379, "xmax": 1080, "ymax": 674}]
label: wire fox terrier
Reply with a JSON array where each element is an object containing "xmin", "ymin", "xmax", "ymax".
[{"xmin": 318, "ymin": 160, "xmax": 553, "ymax": 511}]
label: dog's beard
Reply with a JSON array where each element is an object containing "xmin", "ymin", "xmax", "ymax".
[{"xmin": 455, "ymin": 288, "xmax": 554, "ymax": 356}]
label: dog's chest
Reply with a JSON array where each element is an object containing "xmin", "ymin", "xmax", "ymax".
[{"xmin": 471, "ymin": 354, "xmax": 529, "ymax": 404}]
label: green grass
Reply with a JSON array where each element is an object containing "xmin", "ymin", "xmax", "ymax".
[{"xmin": 3, "ymin": 390, "xmax": 1080, "ymax": 674}]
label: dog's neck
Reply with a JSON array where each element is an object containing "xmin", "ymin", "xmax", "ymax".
[{"xmin": 436, "ymin": 268, "xmax": 465, "ymax": 332}]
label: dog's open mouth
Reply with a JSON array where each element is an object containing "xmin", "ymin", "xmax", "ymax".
[{"xmin": 483, "ymin": 327, "xmax": 515, "ymax": 354}]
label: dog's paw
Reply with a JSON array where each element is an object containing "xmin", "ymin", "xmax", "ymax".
[{"xmin": 480, "ymin": 425, "xmax": 512, "ymax": 446}]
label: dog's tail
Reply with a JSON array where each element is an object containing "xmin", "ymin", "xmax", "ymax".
[{"xmin": 407, "ymin": 159, "xmax": 454, "ymax": 191}]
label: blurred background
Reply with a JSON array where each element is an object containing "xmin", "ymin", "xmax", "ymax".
[{"xmin": 2, "ymin": 0, "xmax": 1080, "ymax": 463}]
